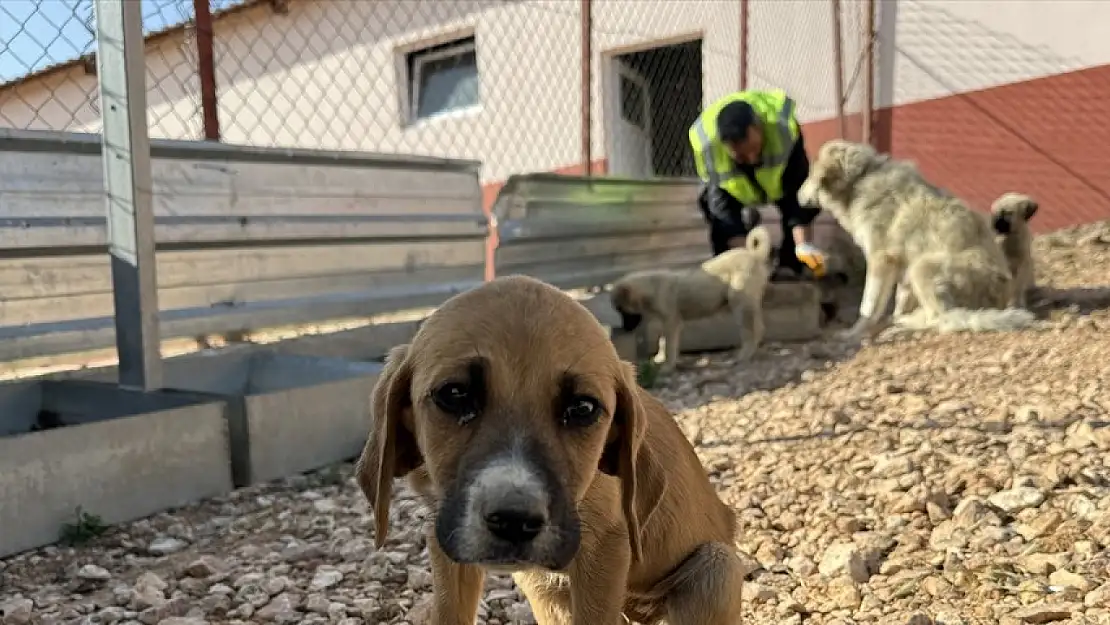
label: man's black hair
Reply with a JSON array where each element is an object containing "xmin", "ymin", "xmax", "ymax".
[{"xmin": 717, "ymin": 100, "xmax": 756, "ymax": 143}]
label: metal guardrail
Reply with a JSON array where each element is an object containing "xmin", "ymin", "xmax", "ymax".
[
  {"xmin": 491, "ymin": 173, "xmax": 710, "ymax": 290},
  {"xmin": 491, "ymin": 172, "xmax": 856, "ymax": 292},
  {"xmin": 0, "ymin": 129, "xmax": 489, "ymax": 362}
]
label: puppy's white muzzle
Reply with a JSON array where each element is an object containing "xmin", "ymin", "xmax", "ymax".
[{"xmin": 466, "ymin": 455, "xmax": 550, "ymax": 547}]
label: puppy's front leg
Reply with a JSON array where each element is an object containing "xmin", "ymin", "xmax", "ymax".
[
  {"xmin": 1012, "ymin": 271, "xmax": 1031, "ymax": 308},
  {"xmin": 428, "ymin": 537, "xmax": 485, "ymax": 625},
  {"xmin": 568, "ymin": 536, "xmax": 631, "ymax": 624},
  {"xmin": 729, "ymin": 293, "xmax": 762, "ymax": 361},
  {"xmin": 513, "ymin": 571, "xmax": 571, "ymax": 625},
  {"xmin": 893, "ymin": 280, "xmax": 918, "ymax": 319},
  {"xmin": 656, "ymin": 316, "xmax": 682, "ymax": 373},
  {"xmin": 664, "ymin": 543, "xmax": 747, "ymax": 625},
  {"xmin": 842, "ymin": 257, "xmax": 898, "ymax": 340}
]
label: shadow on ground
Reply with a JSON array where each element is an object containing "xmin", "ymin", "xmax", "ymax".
[
  {"xmin": 1032, "ymin": 285, "xmax": 1110, "ymax": 317},
  {"xmin": 650, "ymin": 329, "xmax": 865, "ymax": 415}
]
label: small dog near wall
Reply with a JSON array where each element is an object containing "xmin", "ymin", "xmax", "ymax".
[
  {"xmin": 991, "ymin": 192, "xmax": 1039, "ymax": 308},
  {"xmin": 356, "ymin": 275, "xmax": 747, "ymax": 625},
  {"xmin": 609, "ymin": 225, "xmax": 774, "ymax": 372},
  {"xmin": 797, "ymin": 139, "xmax": 1036, "ymax": 338}
]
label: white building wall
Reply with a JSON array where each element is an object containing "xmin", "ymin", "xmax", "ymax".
[
  {"xmin": 0, "ymin": 0, "xmax": 741, "ymax": 183},
  {"xmin": 0, "ymin": 33, "xmax": 202, "ymax": 140},
  {"xmin": 3, "ymin": 0, "xmax": 1109, "ymax": 184},
  {"xmin": 746, "ymin": 0, "xmax": 864, "ymax": 124},
  {"xmin": 881, "ymin": 0, "xmax": 1110, "ymax": 108},
  {"xmin": 588, "ymin": 0, "xmax": 742, "ymax": 165}
]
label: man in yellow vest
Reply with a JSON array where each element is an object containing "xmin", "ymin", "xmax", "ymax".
[{"xmin": 689, "ymin": 89, "xmax": 827, "ymax": 278}]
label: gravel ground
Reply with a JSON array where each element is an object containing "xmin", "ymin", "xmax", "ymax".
[{"xmin": 2, "ymin": 222, "xmax": 1109, "ymax": 625}]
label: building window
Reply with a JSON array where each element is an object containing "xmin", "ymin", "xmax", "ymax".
[{"xmin": 406, "ymin": 36, "xmax": 480, "ymax": 123}]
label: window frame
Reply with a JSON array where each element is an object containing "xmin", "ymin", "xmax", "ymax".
[{"xmin": 406, "ymin": 37, "xmax": 481, "ymax": 125}]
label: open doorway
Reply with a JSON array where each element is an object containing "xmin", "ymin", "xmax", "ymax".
[{"xmin": 603, "ymin": 38, "xmax": 703, "ymax": 179}]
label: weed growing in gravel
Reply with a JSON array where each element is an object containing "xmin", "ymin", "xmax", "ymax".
[
  {"xmin": 59, "ymin": 506, "xmax": 107, "ymax": 546},
  {"xmin": 637, "ymin": 359, "xmax": 661, "ymax": 389}
]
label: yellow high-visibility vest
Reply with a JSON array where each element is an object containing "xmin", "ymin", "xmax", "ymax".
[{"xmin": 688, "ymin": 89, "xmax": 800, "ymax": 206}]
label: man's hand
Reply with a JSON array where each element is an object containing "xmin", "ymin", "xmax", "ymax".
[{"xmin": 794, "ymin": 242, "xmax": 827, "ymax": 278}]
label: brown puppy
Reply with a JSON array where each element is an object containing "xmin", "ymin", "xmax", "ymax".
[
  {"xmin": 991, "ymin": 192, "xmax": 1039, "ymax": 308},
  {"xmin": 356, "ymin": 275, "xmax": 745, "ymax": 625}
]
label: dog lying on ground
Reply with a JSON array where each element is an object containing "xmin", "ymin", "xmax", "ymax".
[
  {"xmin": 610, "ymin": 226, "xmax": 774, "ymax": 371},
  {"xmin": 356, "ymin": 275, "xmax": 746, "ymax": 624},
  {"xmin": 991, "ymin": 192, "xmax": 1039, "ymax": 308},
  {"xmin": 796, "ymin": 139, "xmax": 1035, "ymax": 338}
]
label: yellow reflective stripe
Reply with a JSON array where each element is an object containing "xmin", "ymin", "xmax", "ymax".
[
  {"xmin": 692, "ymin": 120, "xmax": 719, "ymax": 186},
  {"xmin": 761, "ymin": 96, "xmax": 797, "ymax": 168},
  {"xmin": 694, "ymin": 96, "xmax": 796, "ymax": 184}
]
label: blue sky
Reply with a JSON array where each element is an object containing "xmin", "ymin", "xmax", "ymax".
[{"xmin": 0, "ymin": 0, "xmax": 242, "ymax": 84}]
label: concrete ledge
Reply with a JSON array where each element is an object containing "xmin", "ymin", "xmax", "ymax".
[
  {"xmin": 72, "ymin": 347, "xmax": 381, "ymax": 486},
  {"xmin": 265, "ymin": 319, "xmax": 423, "ymax": 362},
  {"xmin": 0, "ymin": 379, "xmax": 232, "ymax": 558}
]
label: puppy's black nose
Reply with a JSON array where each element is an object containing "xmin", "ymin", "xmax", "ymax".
[{"xmin": 483, "ymin": 507, "xmax": 546, "ymax": 544}]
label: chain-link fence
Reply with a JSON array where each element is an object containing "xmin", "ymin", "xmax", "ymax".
[
  {"xmin": 1, "ymin": 0, "xmax": 97, "ymax": 131},
  {"xmin": 871, "ymin": 0, "xmax": 1110, "ymax": 231},
  {"xmin": 0, "ymin": 0, "xmax": 241, "ymax": 139},
  {"xmin": 209, "ymin": 0, "xmax": 585, "ymax": 185},
  {"xmin": 5, "ymin": 0, "xmax": 1108, "ymax": 229},
  {"xmin": 1, "ymin": 0, "xmax": 859, "ymax": 188}
]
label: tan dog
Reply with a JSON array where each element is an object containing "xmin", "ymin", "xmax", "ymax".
[
  {"xmin": 797, "ymin": 139, "xmax": 1035, "ymax": 337},
  {"xmin": 610, "ymin": 226, "xmax": 774, "ymax": 371},
  {"xmin": 356, "ymin": 275, "xmax": 745, "ymax": 625},
  {"xmin": 991, "ymin": 192, "xmax": 1039, "ymax": 308}
]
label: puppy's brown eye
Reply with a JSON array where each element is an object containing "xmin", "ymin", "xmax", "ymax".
[
  {"xmin": 561, "ymin": 396, "xmax": 600, "ymax": 427},
  {"xmin": 431, "ymin": 382, "xmax": 480, "ymax": 424}
]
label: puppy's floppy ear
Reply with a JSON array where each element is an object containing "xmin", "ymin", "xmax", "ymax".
[
  {"xmin": 612, "ymin": 282, "xmax": 642, "ymax": 312},
  {"xmin": 1020, "ymin": 198, "xmax": 1039, "ymax": 221},
  {"xmin": 600, "ymin": 362, "xmax": 661, "ymax": 562},
  {"xmin": 355, "ymin": 343, "xmax": 422, "ymax": 549}
]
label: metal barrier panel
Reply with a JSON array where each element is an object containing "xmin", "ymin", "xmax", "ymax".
[
  {"xmin": 492, "ymin": 174, "xmax": 710, "ymax": 290},
  {"xmin": 0, "ymin": 128, "xmax": 488, "ymax": 362},
  {"xmin": 491, "ymin": 172, "xmax": 852, "ymax": 291}
]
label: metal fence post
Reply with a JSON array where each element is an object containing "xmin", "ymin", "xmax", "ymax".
[
  {"xmin": 580, "ymin": 0, "xmax": 592, "ymax": 176},
  {"xmin": 739, "ymin": 0, "xmax": 749, "ymax": 90},
  {"xmin": 94, "ymin": 0, "xmax": 164, "ymax": 391},
  {"xmin": 831, "ymin": 0, "xmax": 847, "ymax": 139},
  {"xmin": 874, "ymin": 0, "xmax": 898, "ymax": 152},
  {"xmin": 194, "ymin": 0, "xmax": 221, "ymax": 140},
  {"xmin": 862, "ymin": 0, "xmax": 876, "ymax": 146}
]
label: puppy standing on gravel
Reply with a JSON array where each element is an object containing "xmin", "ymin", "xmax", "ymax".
[
  {"xmin": 991, "ymin": 192, "xmax": 1039, "ymax": 308},
  {"xmin": 796, "ymin": 139, "xmax": 1035, "ymax": 338},
  {"xmin": 610, "ymin": 225, "xmax": 774, "ymax": 371},
  {"xmin": 356, "ymin": 275, "xmax": 746, "ymax": 625}
]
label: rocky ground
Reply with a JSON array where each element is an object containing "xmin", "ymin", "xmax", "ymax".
[{"xmin": 2, "ymin": 222, "xmax": 1109, "ymax": 625}]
